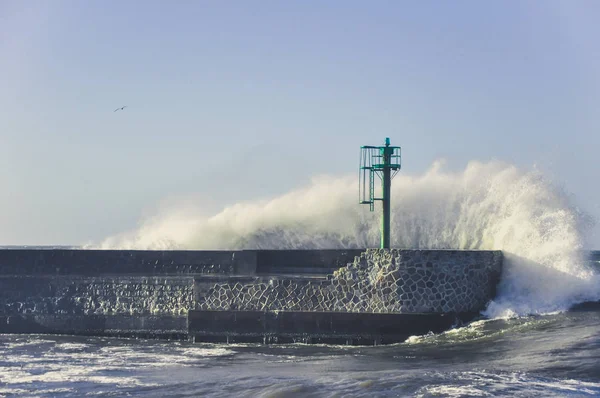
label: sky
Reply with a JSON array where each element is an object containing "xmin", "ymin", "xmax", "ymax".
[{"xmin": 1, "ymin": 1, "xmax": 600, "ymax": 247}]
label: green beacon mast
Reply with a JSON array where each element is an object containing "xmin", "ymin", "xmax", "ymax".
[{"xmin": 359, "ymin": 137, "xmax": 402, "ymax": 249}]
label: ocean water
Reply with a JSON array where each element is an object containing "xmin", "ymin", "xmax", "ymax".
[{"xmin": 1, "ymin": 306, "xmax": 599, "ymax": 397}]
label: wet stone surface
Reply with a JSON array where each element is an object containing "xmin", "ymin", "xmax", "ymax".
[
  {"xmin": 0, "ymin": 276, "xmax": 194, "ymax": 316},
  {"xmin": 198, "ymin": 249, "xmax": 503, "ymax": 314}
]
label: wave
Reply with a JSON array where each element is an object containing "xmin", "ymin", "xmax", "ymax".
[{"xmin": 95, "ymin": 160, "xmax": 600, "ymax": 317}]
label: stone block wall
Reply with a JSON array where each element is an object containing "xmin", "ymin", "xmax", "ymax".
[
  {"xmin": 0, "ymin": 249, "xmax": 503, "ymax": 338},
  {"xmin": 0, "ymin": 276, "xmax": 193, "ymax": 316},
  {"xmin": 197, "ymin": 249, "xmax": 503, "ymax": 314}
]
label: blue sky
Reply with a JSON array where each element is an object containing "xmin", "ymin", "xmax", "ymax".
[{"xmin": 1, "ymin": 1, "xmax": 600, "ymax": 246}]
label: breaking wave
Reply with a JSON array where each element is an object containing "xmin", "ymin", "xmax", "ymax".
[{"xmin": 96, "ymin": 160, "xmax": 600, "ymax": 317}]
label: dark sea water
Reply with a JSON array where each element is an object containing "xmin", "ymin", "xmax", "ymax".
[
  {"xmin": 0, "ymin": 251, "xmax": 599, "ymax": 397},
  {"xmin": 1, "ymin": 309, "xmax": 600, "ymax": 397}
]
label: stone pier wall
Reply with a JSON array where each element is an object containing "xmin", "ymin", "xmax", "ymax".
[
  {"xmin": 0, "ymin": 248, "xmax": 503, "ymax": 339},
  {"xmin": 0, "ymin": 276, "xmax": 193, "ymax": 316},
  {"xmin": 0, "ymin": 276, "xmax": 193, "ymax": 336},
  {"xmin": 0, "ymin": 249, "xmax": 367, "ymax": 336},
  {"xmin": 197, "ymin": 249, "xmax": 503, "ymax": 314}
]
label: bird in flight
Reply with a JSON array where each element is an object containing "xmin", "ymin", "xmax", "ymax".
[{"xmin": 114, "ymin": 106, "xmax": 127, "ymax": 112}]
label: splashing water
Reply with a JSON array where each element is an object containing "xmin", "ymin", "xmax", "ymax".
[{"xmin": 96, "ymin": 160, "xmax": 600, "ymax": 317}]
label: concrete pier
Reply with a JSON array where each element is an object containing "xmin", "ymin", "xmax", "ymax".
[{"xmin": 0, "ymin": 248, "xmax": 503, "ymax": 345}]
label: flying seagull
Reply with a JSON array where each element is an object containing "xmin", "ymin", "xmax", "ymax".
[{"xmin": 114, "ymin": 106, "xmax": 127, "ymax": 112}]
